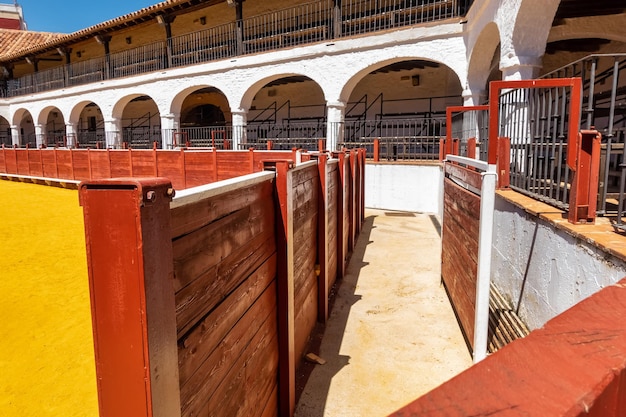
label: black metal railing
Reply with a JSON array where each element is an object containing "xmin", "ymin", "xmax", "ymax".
[
  {"xmin": 0, "ymin": 0, "xmax": 472, "ymax": 98},
  {"xmin": 542, "ymin": 54, "xmax": 626, "ymax": 225}
]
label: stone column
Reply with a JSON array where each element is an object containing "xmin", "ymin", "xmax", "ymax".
[
  {"xmin": 500, "ymin": 54, "xmax": 542, "ymax": 81},
  {"xmin": 160, "ymin": 113, "xmax": 179, "ymax": 149},
  {"xmin": 104, "ymin": 118, "xmax": 122, "ymax": 149},
  {"xmin": 65, "ymin": 122, "xmax": 78, "ymax": 148},
  {"xmin": 34, "ymin": 124, "xmax": 45, "ymax": 148},
  {"xmin": 231, "ymin": 110, "xmax": 247, "ymax": 150},
  {"xmin": 10, "ymin": 125, "xmax": 20, "ymax": 147},
  {"xmin": 326, "ymin": 101, "xmax": 345, "ymax": 151},
  {"xmin": 462, "ymin": 88, "xmax": 486, "ymax": 107}
]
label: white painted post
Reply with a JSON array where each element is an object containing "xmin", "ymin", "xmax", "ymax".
[
  {"xmin": 473, "ymin": 164, "xmax": 497, "ymax": 363},
  {"xmin": 65, "ymin": 122, "xmax": 78, "ymax": 148},
  {"xmin": 10, "ymin": 125, "xmax": 19, "ymax": 147},
  {"xmin": 34, "ymin": 124, "xmax": 45, "ymax": 148},
  {"xmin": 231, "ymin": 110, "xmax": 247, "ymax": 150},
  {"xmin": 326, "ymin": 101, "xmax": 345, "ymax": 152},
  {"xmin": 160, "ymin": 113, "xmax": 179, "ymax": 149}
]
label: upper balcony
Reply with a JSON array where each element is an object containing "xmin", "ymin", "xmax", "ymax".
[{"xmin": 0, "ymin": 0, "xmax": 473, "ymax": 98}]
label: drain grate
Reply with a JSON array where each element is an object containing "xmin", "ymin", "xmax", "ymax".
[
  {"xmin": 384, "ymin": 211, "xmax": 416, "ymax": 217},
  {"xmin": 488, "ymin": 283, "xmax": 530, "ymax": 353}
]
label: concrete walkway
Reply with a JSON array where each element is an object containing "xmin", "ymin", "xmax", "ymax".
[{"xmin": 295, "ymin": 209, "xmax": 473, "ymax": 417}]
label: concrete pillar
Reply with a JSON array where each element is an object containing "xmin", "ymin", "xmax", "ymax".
[
  {"xmin": 34, "ymin": 124, "xmax": 45, "ymax": 148},
  {"xmin": 462, "ymin": 88, "xmax": 486, "ymax": 107},
  {"xmin": 10, "ymin": 125, "xmax": 19, "ymax": 147},
  {"xmin": 326, "ymin": 101, "xmax": 345, "ymax": 151},
  {"xmin": 231, "ymin": 110, "xmax": 247, "ymax": 150},
  {"xmin": 65, "ymin": 122, "xmax": 78, "ymax": 148},
  {"xmin": 104, "ymin": 118, "xmax": 122, "ymax": 149},
  {"xmin": 160, "ymin": 113, "xmax": 179, "ymax": 149},
  {"xmin": 500, "ymin": 55, "xmax": 542, "ymax": 81}
]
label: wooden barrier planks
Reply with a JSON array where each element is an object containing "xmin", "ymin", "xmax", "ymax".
[
  {"xmin": 170, "ymin": 173, "xmax": 279, "ymax": 417},
  {"xmin": 327, "ymin": 161, "xmax": 339, "ymax": 289},
  {"xmin": 76, "ymin": 149, "xmax": 367, "ymax": 417},
  {"xmin": 291, "ymin": 163, "xmax": 319, "ymax": 364},
  {"xmin": 441, "ymin": 176, "xmax": 480, "ymax": 349}
]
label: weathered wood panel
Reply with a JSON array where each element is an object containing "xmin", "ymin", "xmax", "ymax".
[
  {"xmin": 292, "ymin": 164, "xmax": 319, "ymax": 364},
  {"xmin": 171, "ymin": 176, "xmax": 279, "ymax": 417},
  {"xmin": 89, "ymin": 150, "xmax": 111, "ymax": 179},
  {"xmin": 327, "ymin": 162, "xmax": 339, "ymax": 289},
  {"xmin": 156, "ymin": 151, "xmax": 185, "ymax": 190},
  {"xmin": 441, "ymin": 177, "xmax": 480, "ymax": 348},
  {"xmin": 41, "ymin": 150, "xmax": 58, "ymax": 178},
  {"xmin": 108, "ymin": 150, "xmax": 132, "ymax": 178},
  {"xmin": 215, "ymin": 151, "xmax": 253, "ymax": 181},
  {"xmin": 27, "ymin": 150, "xmax": 43, "ymax": 177},
  {"xmin": 71, "ymin": 150, "xmax": 90, "ymax": 180},
  {"xmin": 2, "ymin": 149, "xmax": 16, "ymax": 174},
  {"xmin": 130, "ymin": 149, "xmax": 157, "ymax": 177},
  {"xmin": 55, "ymin": 150, "xmax": 73, "ymax": 179},
  {"xmin": 342, "ymin": 155, "xmax": 351, "ymax": 271},
  {"xmin": 183, "ymin": 151, "xmax": 215, "ymax": 188},
  {"xmin": 15, "ymin": 150, "xmax": 28, "ymax": 175}
]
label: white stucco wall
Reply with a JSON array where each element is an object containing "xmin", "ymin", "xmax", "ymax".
[
  {"xmin": 365, "ymin": 163, "xmax": 442, "ymax": 214},
  {"xmin": 491, "ymin": 196, "xmax": 626, "ymax": 330}
]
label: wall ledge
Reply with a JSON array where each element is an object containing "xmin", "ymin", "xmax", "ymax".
[{"xmin": 496, "ymin": 189, "xmax": 626, "ymax": 263}]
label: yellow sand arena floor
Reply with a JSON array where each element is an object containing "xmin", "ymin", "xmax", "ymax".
[{"xmin": 0, "ymin": 180, "xmax": 98, "ymax": 417}]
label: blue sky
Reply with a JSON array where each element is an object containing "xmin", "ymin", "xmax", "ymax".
[{"xmin": 17, "ymin": 0, "xmax": 158, "ymax": 33}]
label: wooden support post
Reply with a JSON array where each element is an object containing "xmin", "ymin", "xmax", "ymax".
[
  {"xmin": 439, "ymin": 138, "xmax": 446, "ymax": 161},
  {"xmin": 79, "ymin": 178, "xmax": 181, "ymax": 417},
  {"xmin": 373, "ymin": 138, "xmax": 380, "ymax": 162},
  {"xmin": 467, "ymin": 138, "xmax": 477, "ymax": 160},
  {"xmin": 336, "ymin": 152, "xmax": 347, "ymax": 279},
  {"xmin": 568, "ymin": 129, "xmax": 602, "ymax": 224},
  {"xmin": 360, "ymin": 148, "xmax": 366, "ymax": 223},
  {"xmin": 497, "ymin": 137, "xmax": 510, "ymax": 189},
  {"xmin": 348, "ymin": 150, "xmax": 356, "ymax": 250},
  {"xmin": 211, "ymin": 148, "xmax": 218, "ymax": 183},
  {"xmin": 274, "ymin": 161, "xmax": 296, "ymax": 417},
  {"xmin": 317, "ymin": 154, "xmax": 330, "ymax": 323},
  {"xmin": 249, "ymin": 148, "xmax": 255, "ymax": 173},
  {"xmin": 318, "ymin": 139, "xmax": 324, "ymax": 152},
  {"xmin": 267, "ymin": 140, "xmax": 273, "ymax": 150}
]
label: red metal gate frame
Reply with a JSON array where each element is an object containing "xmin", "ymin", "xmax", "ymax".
[{"xmin": 487, "ymin": 78, "xmax": 600, "ymax": 224}]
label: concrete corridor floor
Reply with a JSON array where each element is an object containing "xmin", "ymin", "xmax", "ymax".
[{"xmin": 295, "ymin": 209, "xmax": 473, "ymax": 417}]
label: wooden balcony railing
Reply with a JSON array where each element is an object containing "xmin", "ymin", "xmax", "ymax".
[{"xmin": 0, "ymin": 0, "xmax": 473, "ymax": 98}]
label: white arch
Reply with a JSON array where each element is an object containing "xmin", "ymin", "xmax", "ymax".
[
  {"xmin": 238, "ymin": 72, "xmax": 326, "ymax": 111},
  {"xmin": 69, "ymin": 100, "xmax": 105, "ymax": 124},
  {"xmin": 36, "ymin": 105, "xmax": 66, "ymax": 126},
  {"xmin": 168, "ymin": 84, "xmax": 230, "ymax": 116},
  {"xmin": 467, "ymin": 22, "xmax": 501, "ymax": 94},
  {"xmin": 111, "ymin": 93, "xmax": 161, "ymax": 120}
]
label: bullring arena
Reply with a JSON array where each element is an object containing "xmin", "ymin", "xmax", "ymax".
[{"xmin": 0, "ymin": 180, "xmax": 98, "ymax": 417}]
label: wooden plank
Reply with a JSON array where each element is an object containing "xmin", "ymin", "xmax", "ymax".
[
  {"xmin": 4, "ymin": 149, "xmax": 17, "ymax": 174},
  {"xmin": 41, "ymin": 150, "xmax": 58, "ymax": 178},
  {"xmin": 260, "ymin": 385, "xmax": 278, "ymax": 417},
  {"xmin": 179, "ymin": 280, "xmax": 277, "ymax": 412},
  {"xmin": 182, "ymin": 293, "xmax": 278, "ymax": 417},
  {"xmin": 170, "ymin": 179, "xmax": 274, "ymax": 239},
  {"xmin": 183, "ymin": 151, "xmax": 215, "ymax": 188},
  {"xmin": 108, "ymin": 150, "xmax": 132, "ymax": 178},
  {"xmin": 445, "ymin": 162, "xmax": 483, "ymax": 192},
  {"xmin": 177, "ymin": 254, "xmax": 277, "ymax": 385},
  {"xmin": 131, "ymin": 150, "xmax": 158, "ymax": 177},
  {"xmin": 156, "ymin": 151, "xmax": 185, "ymax": 190},
  {"xmin": 71, "ymin": 150, "xmax": 90, "ymax": 180},
  {"xmin": 55, "ymin": 150, "xmax": 73, "ymax": 179},
  {"xmin": 441, "ymin": 177, "xmax": 480, "ymax": 347},
  {"xmin": 89, "ymin": 150, "xmax": 112, "ymax": 179},
  {"xmin": 172, "ymin": 199, "xmax": 274, "ymax": 292},
  {"xmin": 175, "ymin": 231, "xmax": 276, "ymax": 338}
]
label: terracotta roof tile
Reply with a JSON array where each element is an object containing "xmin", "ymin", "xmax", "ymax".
[
  {"xmin": 0, "ymin": 28, "xmax": 65, "ymax": 60},
  {"xmin": 1, "ymin": 0, "xmax": 220, "ymax": 62}
]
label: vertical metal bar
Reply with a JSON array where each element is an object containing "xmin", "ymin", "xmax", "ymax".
[{"xmin": 586, "ymin": 58, "xmax": 597, "ymax": 130}]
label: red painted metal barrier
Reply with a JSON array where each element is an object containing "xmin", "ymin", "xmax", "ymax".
[{"xmin": 568, "ymin": 129, "xmax": 602, "ymax": 224}]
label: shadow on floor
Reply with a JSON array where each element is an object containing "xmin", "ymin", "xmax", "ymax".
[{"xmin": 295, "ymin": 214, "xmax": 377, "ymax": 416}]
